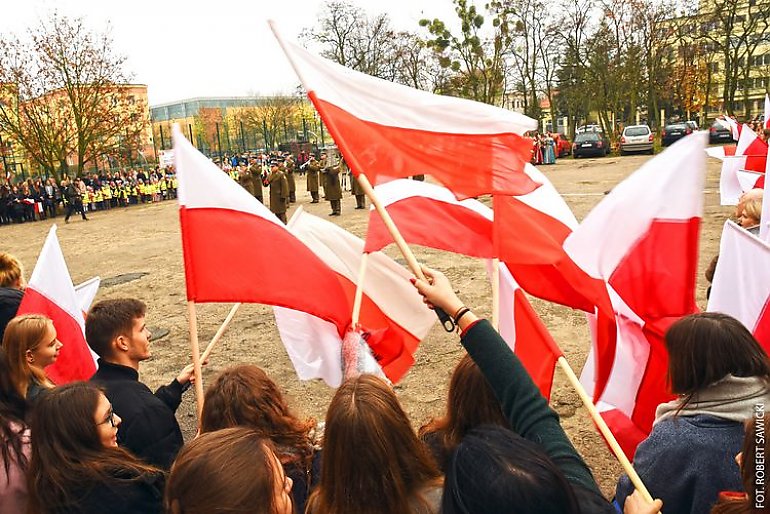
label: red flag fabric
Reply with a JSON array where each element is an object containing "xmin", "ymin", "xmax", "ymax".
[
  {"xmin": 364, "ymin": 179, "xmax": 495, "ymax": 258},
  {"xmin": 173, "ymin": 125, "xmax": 351, "ymax": 334},
  {"xmin": 720, "ymin": 125, "xmax": 768, "ymax": 205},
  {"xmin": 708, "ymin": 220, "xmax": 770, "ymax": 351},
  {"xmin": 270, "ymin": 22, "xmax": 540, "ymax": 199},
  {"xmin": 275, "ymin": 208, "xmax": 435, "ymax": 384},
  {"xmin": 17, "ymin": 226, "xmax": 97, "ymax": 384},
  {"xmin": 495, "ymin": 262, "xmax": 562, "ymax": 399}
]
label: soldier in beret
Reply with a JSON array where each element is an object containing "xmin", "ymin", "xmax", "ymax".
[{"xmin": 267, "ymin": 160, "xmax": 289, "ymax": 223}]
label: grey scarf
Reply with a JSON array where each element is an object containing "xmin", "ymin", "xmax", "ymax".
[{"xmin": 654, "ymin": 374, "xmax": 770, "ymax": 425}]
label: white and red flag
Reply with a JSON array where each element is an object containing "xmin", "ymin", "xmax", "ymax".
[
  {"xmin": 275, "ymin": 207, "xmax": 435, "ymax": 385},
  {"xmin": 364, "ymin": 179, "xmax": 495, "ymax": 258},
  {"xmin": 717, "ymin": 115, "xmax": 742, "ymax": 141},
  {"xmin": 762, "ymin": 145, "xmax": 770, "ymax": 242},
  {"xmin": 270, "ymin": 22, "xmax": 539, "ymax": 199},
  {"xmin": 17, "ymin": 226, "xmax": 97, "ymax": 384},
  {"xmin": 567, "ymin": 133, "xmax": 706, "ymax": 459},
  {"xmin": 173, "ymin": 125, "xmax": 351, "ymax": 332},
  {"xmin": 736, "ymin": 169, "xmax": 765, "ymax": 193},
  {"xmin": 493, "ymin": 261, "xmax": 563, "ymax": 399},
  {"xmin": 74, "ymin": 277, "xmax": 101, "ymax": 317},
  {"xmin": 708, "ymin": 220, "xmax": 770, "ymax": 350},
  {"xmin": 720, "ymin": 125, "xmax": 768, "ymax": 205}
]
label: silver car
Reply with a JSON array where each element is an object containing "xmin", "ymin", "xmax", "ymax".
[{"xmin": 619, "ymin": 125, "xmax": 654, "ymax": 155}]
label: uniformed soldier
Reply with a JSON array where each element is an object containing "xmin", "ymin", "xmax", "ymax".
[
  {"xmin": 322, "ymin": 154, "xmax": 342, "ymax": 216},
  {"xmin": 267, "ymin": 160, "xmax": 289, "ymax": 224},
  {"xmin": 238, "ymin": 166, "xmax": 257, "ymax": 198},
  {"xmin": 248, "ymin": 159, "xmax": 264, "ymax": 204},
  {"xmin": 349, "ymin": 161, "xmax": 366, "ymax": 209},
  {"xmin": 305, "ymin": 154, "xmax": 321, "ymax": 203},
  {"xmin": 284, "ymin": 155, "xmax": 297, "ymax": 203}
]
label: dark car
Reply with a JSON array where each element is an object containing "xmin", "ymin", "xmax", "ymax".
[
  {"xmin": 709, "ymin": 120, "xmax": 733, "ymax": 144},
  {"xmin": 661, "ymin": 123, "xmax": 693, "ymax": 146},
  {"xmin": 572, "ymin": 132, "xmax": 609, "ymax": 158}
]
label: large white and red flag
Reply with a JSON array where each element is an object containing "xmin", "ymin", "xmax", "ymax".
[
  {"xmin": 275, "ymin": 207, "xmax": 435, "ymax": 385},
  {"xmin": 364, "ymin": 179, "xmax": 495, "ymax": 258},
  {"xmin": 173, "ymin": 125, "xmax": 351, "ymax": 332},
  {"xmin": 17, "ymin": 226, "xmax": 97, "ymax": 384},
  {"xmin": 762, "ymin": 146, "xmax": 770, "ymax": 242},
  {"xmin": 708, "ymin": 220, "xmax": 770, "ymax": 350},
  {"xmin": 567, "ymin": 133, "xmax": 706, "ymax": 458},
  {"xmin": 493, "ymin": 261, "xmax": 563, "ymax": 399},
  {"xmin": 720, "ymin": 125, "xmax": 768, "ymax": 205},
  {"xmin": 717, "ymin": 115, "xmax": 742, "ymax": 141},
  {"xmin": 270, "ymin": 22, "xmax": 539, "ymax": 199}
]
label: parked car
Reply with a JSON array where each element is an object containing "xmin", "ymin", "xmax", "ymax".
[
  {"xmin": 572, "ymin": 132, "xmax": 609, "ymax": 158},
  {"xmin": 661, "ymin": 122, "xmax": 694, "ymax": 146},
  {"xmin": 709, "ymin": 120, "xmax": 733, "ymax": 144},
  {"xmin": 619, "ymin": 125, "xmax": 654, "ymax": 155},
  {"xmin": 553, "ymin": 133, "xmax": 572, "ymax": 157},
  {"xmin": 685, "ymin": 120, "xmax": 699, "ymax": 132}
]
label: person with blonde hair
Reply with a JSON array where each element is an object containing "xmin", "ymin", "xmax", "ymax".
[
  {"xmin": 2, "ymin": 314, "xmax": 62, "ymax": 401},
  {"xmin": 0, "ymin": 252, "xmax": 24, "ymax": 342},
  {"xmin": 738, "ymin": 197, "xmax": 762, "ymax": 235}
]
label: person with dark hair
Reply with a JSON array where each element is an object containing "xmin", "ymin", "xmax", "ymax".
[
  {"xmin": 166, "ymin": 428, "xmax": 293, "ymax": 514},
  {"xmin": 412, "ymin": 265, "xmax": 617, "ymax": 514},
  {"xmin": 615, "ymin": 312, "xmax": 770, "ymax": 514},
  {"xmin": 62, "ymin": 177, "xmax": 88, "ymax": 223},
  {"xmin": 307, "ymin": 374, "xmax": 443, "ymax": 514},
  {"xmin": 200, "ymin": 365, "xmax": 321, "ymax": 514},
  {"xmin": 86, "ymin": 298, "xmax": 197, "ymax": 470},
  {"xmin": 419, "ymin": 354, "xmax": 511, "ymax": 472},
  {"xmin": 27, "ymin": 381, "xmax": 164, "ymax": 514},
  {"xmin": 0, "ymin": 347, "xmax": 29, "ymax": 512},
  {"xmin": 0, "ymin": 252, "xmax": 25, "ymax": 343}
]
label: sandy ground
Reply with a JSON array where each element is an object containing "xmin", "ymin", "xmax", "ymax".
[{"xmin": 1, "ymin": 149, "xmax": 728, "ymax": 498}]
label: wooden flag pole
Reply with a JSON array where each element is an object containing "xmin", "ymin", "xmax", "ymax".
[
  {"xmin": 556, "ymin": 356, "xmax": 655, "ymax": 505},
  {"xmin": 201, "ymin": 303, "xmax": 242, "ymax": 363},
  {"xmin": 351, "ymin": 254, "xmax": 369, "ymax": 327},
  {"xmin": 186, "ymin": 301, "xmax": 205, "ymax": 420},
  {"xmin": 491, "ymin": 258, "xmax": 500, "ymax": 330}
]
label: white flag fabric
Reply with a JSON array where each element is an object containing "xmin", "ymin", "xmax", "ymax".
[{"xmin": 708, "ymin": 220, "xmax": 770, "ymax": 351}]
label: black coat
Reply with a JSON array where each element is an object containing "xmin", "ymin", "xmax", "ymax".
[
  {"xmin": 91, "ymin": 360, "xmax": 186, "ymax": 470},
  {"xmin": 51, "ymin": 470, "xmax": 164, "ymax": 514},
  {"xmin": 0, "ymin": 287, "xmax": 23, "ymax": 343}
]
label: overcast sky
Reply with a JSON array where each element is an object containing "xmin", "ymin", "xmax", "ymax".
[{"xmin": 1, "ymin": 0, "xmax": 457, "ymax": 106}]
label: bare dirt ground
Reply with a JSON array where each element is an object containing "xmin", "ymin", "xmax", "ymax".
[{"xmin": 1, "ymin": 150, "xmax": 728, "ymax": 498}]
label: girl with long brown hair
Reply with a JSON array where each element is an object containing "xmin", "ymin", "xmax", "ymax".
[
  {"xmin": 3, "ymin": 314, "xmax": 62, "ymax": 401},
  {"xmin": 165, "ymin": 427, "xmax": 294, "ymax": 514},
  {"xmin": 419, "ymin": 354, "xmax": 511, "ymax": 471},
  {"xmin": 200, "ymin": 365, "xmax": 319, "ymax": 514},
  {"xmin": 27, "ymin": 381, "xmax": 164, "ymax": 514},
  {"xmin": 307, "ymin": 374, "xmax": 443, "ymax": 514}
]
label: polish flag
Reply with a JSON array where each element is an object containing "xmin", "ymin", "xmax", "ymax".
[
  {"xmin": 717, "ymin": 115, "xmax": 741, "ymax": 141},
  {"xmin": 275, "ymin": 208, "xmax": 435, "ymax": 385},
  {"xmin": 708, "ymin": 220, "xmax": 770, "ymax": 351},
  {"xmin": 364, "ymin": 179, "xmax": 495, "ymax": 258},
  {"xmin": 173, "ymin": 125, "xmax": 351, "ymax": 333},
  {"xmin": 720, "ymin": 125, "xmax": 768, "ymax": 205},
  {"xmin": 17, "ymin": 226, "xmax": 97, "ymax": 384},
  {"xmin": 270, "ymin": 22, "xmax": 540, "ymax": 199},
  {"xmin": 736, "ymin": 169, "xmax": 765, "ymax": 192},
  {"xmin": 565, "ymin": 133, "xmax": 705, "ymax": 321},
  {"xmin": 705, "ymin": 145, "xmax": 736, "ymax": 160},
  {"xmin": 494, "ymin": 262, "xmax": 563, "ymax": 399}
]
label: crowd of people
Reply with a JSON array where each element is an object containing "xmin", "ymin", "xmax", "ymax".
[
  {"xmin": 0, "ymin": 148, "xmax": 375, "ymax": 228},
  {"xmin": 0, "ymin": 170, "xmax": 179, "ymax": 226},
  {"xmin": 0, "ymin": 231, "xmax": 768, "ymax": 513}
]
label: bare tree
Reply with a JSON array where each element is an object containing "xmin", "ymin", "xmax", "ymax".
[{"xmin": 0, "ymin": 13, "xmax": 147, "ymax": 180}]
